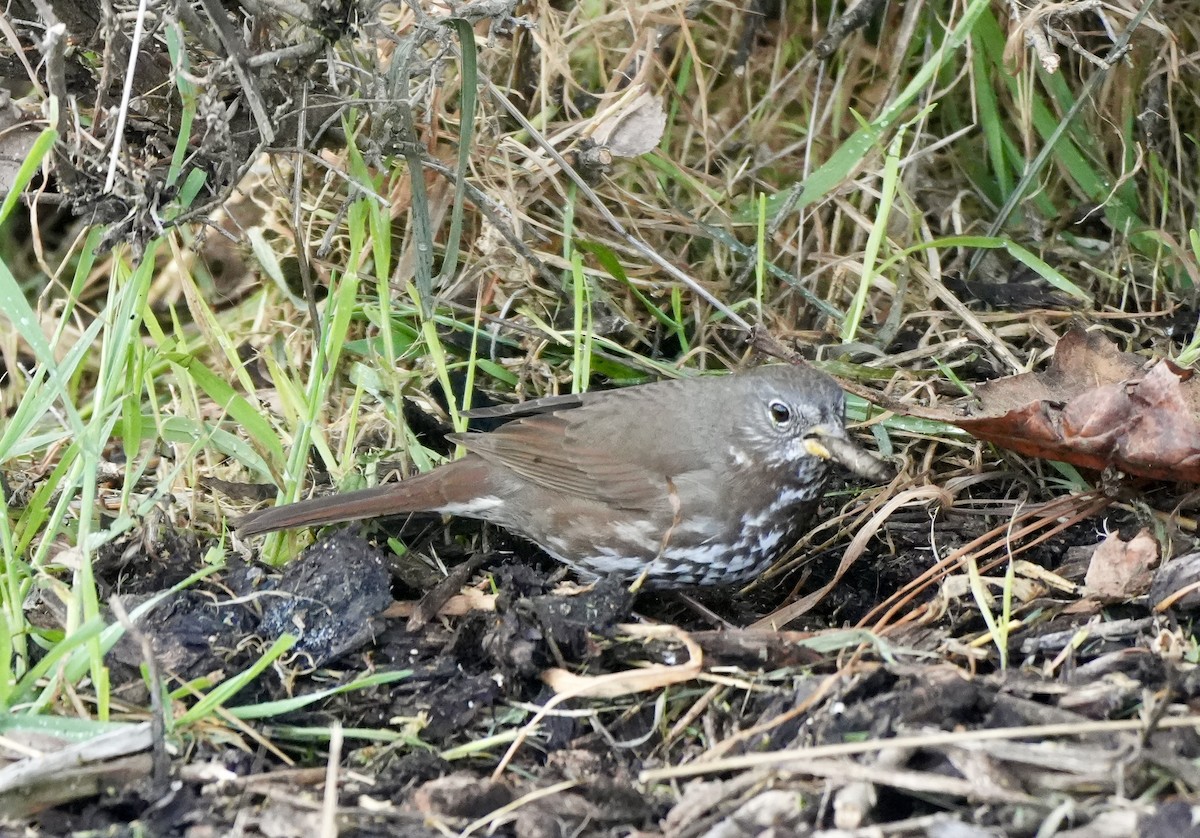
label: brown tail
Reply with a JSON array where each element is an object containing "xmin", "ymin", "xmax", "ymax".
[{"xmin": 235, "ymin": 459, "xmax": 493, "ymax": 535}]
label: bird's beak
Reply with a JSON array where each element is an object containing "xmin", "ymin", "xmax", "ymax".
[
  {"xmin": 804, "ymin": 425, "xmax": 892, "ymax": 482},
  {"xmin": 803, "ymin": 428, "xmax": 836, "ymax": 461}
]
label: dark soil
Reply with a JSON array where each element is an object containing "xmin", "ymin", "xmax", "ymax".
[{"xmin": 8, "ymin": 491, "xmax": 1200, "ymax": 836}]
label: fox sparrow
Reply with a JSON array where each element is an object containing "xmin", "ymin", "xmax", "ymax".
[{"xmin": 236, "ymin": 365, "xmax": 889, "ymax": 588}]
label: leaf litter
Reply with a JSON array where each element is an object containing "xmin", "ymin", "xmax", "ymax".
[{"xmin": 951, "ymin": 326, "xmax": 1200, "ymax": 482}]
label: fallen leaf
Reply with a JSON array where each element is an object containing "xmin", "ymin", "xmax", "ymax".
[
  {"xmin": 951, "ymin": 327, "xmax": 1200, "ymax": 481},
  {"xmin": 593, "ymin": 89, "xmax": 667, "ymax": 158},
  {"xmin": 1084, "ymin": 529, "xmax": 1159, "ymax": 600}
]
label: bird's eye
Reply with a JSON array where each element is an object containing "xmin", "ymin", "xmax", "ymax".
[{"xmin": 768, "ymin": 399, "xmax": 792, "ymax": 425}]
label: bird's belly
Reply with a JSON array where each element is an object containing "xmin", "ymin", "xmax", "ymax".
[{"xmin": 521, "ymin": 492, "xmax": 820, "ymax": 589}]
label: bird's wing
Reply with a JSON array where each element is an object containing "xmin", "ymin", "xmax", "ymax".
[
  {"xmin": 460, "ymin": 391, "xmax": 585, "ymax": 419},
  {"xmin": 448, "ymin": 412, "xmax": 669, "ymax": 510}
]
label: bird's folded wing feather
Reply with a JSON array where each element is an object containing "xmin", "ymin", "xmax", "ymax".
[
  {"xmin": 448, "ymin": 414, "xmax": 667, "ymax": 510},
  {"xmin": 460, "ymin": 392, "xmax": 586, "ymax": 419}
]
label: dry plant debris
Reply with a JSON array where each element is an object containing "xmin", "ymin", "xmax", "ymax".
[
  {"xmin": 1084, "ymin": 528, "xmax": 1159, "ymax": 601},
  {"xmin": 949, "ymin": 327, "xmax": 1200, "ymax": 481}
]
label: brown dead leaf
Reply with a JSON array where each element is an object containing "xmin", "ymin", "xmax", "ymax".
[
  {"xmin": 594, "ymin": 89, "xmax": 667, "ymax": 158},
  {"xmin": 951, "ymin": 327, "xmax": 1200, "ymax": 481},
  {"xmin": 1084, "ymin": 529, "xmax": 1159, "ymax": 600}
]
